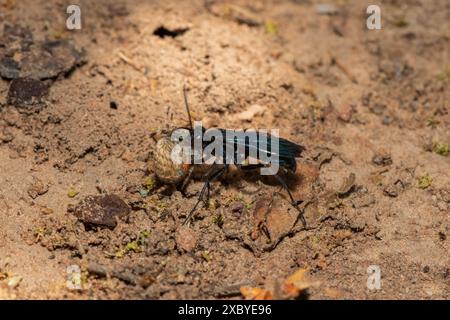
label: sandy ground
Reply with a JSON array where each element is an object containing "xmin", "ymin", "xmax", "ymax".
[{"xmin": 0, "ymin": 0, "xmax": 449, "ymax": 299}]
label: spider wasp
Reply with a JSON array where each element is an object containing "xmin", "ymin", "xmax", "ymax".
[{"xmin": 154, "ymin": 86, "xmax": 306, "ymax": 226}]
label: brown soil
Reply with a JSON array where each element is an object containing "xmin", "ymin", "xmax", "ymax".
[{"xmin": 0, "ymin": 0, "xmax": 449, "ymax": 299}]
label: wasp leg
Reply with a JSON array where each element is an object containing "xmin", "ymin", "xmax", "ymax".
[
  {"xmin": 204, "ymin": 165, "xmax": 229, "ymax": 205},
  {"xmin": 178, "ymin": 166, "xmax": 195, "ymax": 197},
  {"xmin": 273, "ymin": 174, "xmax": 307, "ymax": 228},
  {"xmin": 183, "ymin": 165, "xmax": 228, "ymax": 226},
  {"xmin": 183, "ymin": 180, "xmax": 210, "ymax": 226},
  {"xmin": 205, "ymin": 181, "xmax": 211, "ymax": 206}
]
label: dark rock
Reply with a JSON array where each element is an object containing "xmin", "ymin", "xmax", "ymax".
[
  {"xmin": 372, "ymin": 153, "xmax": 392, "ymax": 166},
  {"xmin": 337, "ymin": 173, "xmax": 356, "ymax": 197},
  {"xmin": 3, "ymin": 24, "xmax": 34, "ymax": 51},
  {"xmin": 27, "ymin": 177, "xmax": 49, "ymax": 199},
  {"xmin": 0, "ymin": 57, "xmax": 21, "ymax": 79},
  {"xmin": 369, "ymin": 102, "xmax": 386, "ymax": 115},
  {"xmin": 7, "ymin": 78, "xmax": 48, "ymax": 110},
  {"xmin": 109, "ymin": 101, "xmax": 118, "ymax": 109},
  {"xmin": 73, "ymin": 194, "xmax": 130, "ymax": 229},
  {"xmin": 383, "ymin": 180, "xmax": 404, "ymax": 197},
  {"xmin": 153, "ymin": 26, "xmax": 189, "ymax": 39},
  {"xmin": 0, "ymin": 24, "xmax": 86, "ymax": 80},
  {"xmin": 383, "ymin": 186, "xmax": 397, "ymax": 197},
  {"xmin": 231, "ymin": 202, "xmax": 244, "ymax": 215}
]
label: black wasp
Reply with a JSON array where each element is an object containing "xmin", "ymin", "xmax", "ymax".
[{"xmin": 154, "ymin": 86, "xmax": 306, "ymax": 226}]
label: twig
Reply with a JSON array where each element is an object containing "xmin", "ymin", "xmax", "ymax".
[
  {"xmin": 87, "ymin": 262, "xmax": 137, "ymax": 285},
  {"xmin": 117, "ymin": 51, "xmax": 143, "ymax": 73}
]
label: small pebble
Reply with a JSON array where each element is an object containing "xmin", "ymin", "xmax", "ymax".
[
  {"xmin": 7, "ymin": 78, "xmax": 48, "ymax": 109},
  {"xmin": 27, "ymin": 177, "xmax": 48, "ymax": 199},
  {"xmin": 72, "ymin": 194, "xmax": 130, "ymax": 229},
  {"xmin": 231, "ymin": 202, "xmax": 244, "ymax": 215},
  {"xmin": 372, "ymin": 153, "xmax": 392, "ymax": 166},
  {"xmin": 437, "ymin": 201, "xmax": 447, "ymax": 212},
  {"xmin": 7, "ymin": 276, "xmax": 22, "ymax": 289},
  {"xmin": 175, "ymin": 226, "xmax": 198, "ymax": 253},
  {"xmin": 110, "ymin": 101, "xmax": 118, "ymax": 109},
  {"xmin": 315, "ymin": 4, "xmax": 338, "ymax": 15}
]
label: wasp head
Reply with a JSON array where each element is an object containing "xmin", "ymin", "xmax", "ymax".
[{"xmin": 154, "ymin": 135, "xmax": 191, "ymax": 185}]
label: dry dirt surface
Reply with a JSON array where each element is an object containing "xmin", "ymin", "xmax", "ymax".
[{"xmin": 0, "ymin": 0, "xmax": 449, "ymax": 299}]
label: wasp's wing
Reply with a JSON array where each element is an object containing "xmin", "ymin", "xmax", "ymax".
[{"xmin": 220, "ymin": 129, "xmax": 304, "ymax": 171}]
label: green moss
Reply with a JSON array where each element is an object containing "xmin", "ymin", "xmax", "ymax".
[
  {"xmin": 436, "ymin": 65, "xmax": 450, "ymax": 81},
  {"xmin": 433, "ymin": 142, "xmax": 449, "ymax": 156},
  {"xmin": 418, "ymin": 173, "xmax": 432, "ymax": 189},
  {"xmin": 212, "ymin": 213, "xmax": 224, "ymax": 227},
  {"xmin": 138, "ymin": 230, "xmax": 151, "ymax": 246},
  {"xmin": 310, "ymin": 235, "xmax": 320, "ymax": 244},
  {"xmin": 392, "ymin": 16, "xmax": 409, "ymax": 28},
  {"xmin": 207, "ymin": 199, "xmax": 219, "ymax": 210},
  {"xmin": 69, "ymin": 272, "xmax": 81, "ymax": 289},
  {"xmin": 67, "ymin": 189, "xmax": 79, "ymax": 198},
  {"xmin": 140, "ymin": 230, "xmax": 151, "ymax": 238},
  {"xmin": 425, "ymin": 116, "xmax": 439, "ymax": 128},
  {"xmin": 154, "ymin": 200, "xmax": 168, "ymax": 215},
  {"xmin": 244, "ymin": 201, "xmax": 254, "ymax": 210},
  {"xmin": 125, "ymin": 241, "xmax": 139, "ymax": 252},
  {"xmin": 139, "ymin": 177, "xmax": 157, "ymax": 198},
  {"xmin": 145, "ymin": 176, "xmax": 157, "ymax": 190},
  {"xmin": 116, "ymin": 241, "xmax": 139, "ymax": 258},
  {"xmin": 265, "ymin": 20, "xmax": 278, "ymax": 35},
  {"xmin": 115, "ymin": 230, "xmax": 151, "ymax": 258},
  {"xmin": 34, "ymin": 227, "xmax": 46, "ymax": 239},
  {"xmin": 201, "ymin": 251, "xmax": 212, "ymax": 262}
]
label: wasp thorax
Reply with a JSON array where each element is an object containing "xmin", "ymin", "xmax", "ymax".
[{"xmin": 154, "ymin": 136, "xmax": 191, "ymax": 184}]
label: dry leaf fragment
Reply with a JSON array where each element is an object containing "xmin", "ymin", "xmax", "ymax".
[
  {"xmin": 240, "ymin": 268, "xmax": 318, "ymax": 300},
  {"xmin": 281, "ymin": 268, "xmax": 311, "ymax": 298},
  {"xmin": 337, "ymin": 172, "xmax": 356, "ymax": 196},
  {"xmin": 236, "ymin": 104, "xmax": 266, "ymax": 122},
  {"xmin": 240, "ymin": 286, "xmax": 273, "ymax": 300}
]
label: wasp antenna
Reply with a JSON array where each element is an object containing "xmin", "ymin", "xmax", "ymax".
[
  {"xmin": 183, "ymin": 85, "xmax": 194, "ymax": 130},
  {"xmin": 165, "ymin": 106, "xmax": 172, "ymax": 131}
]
